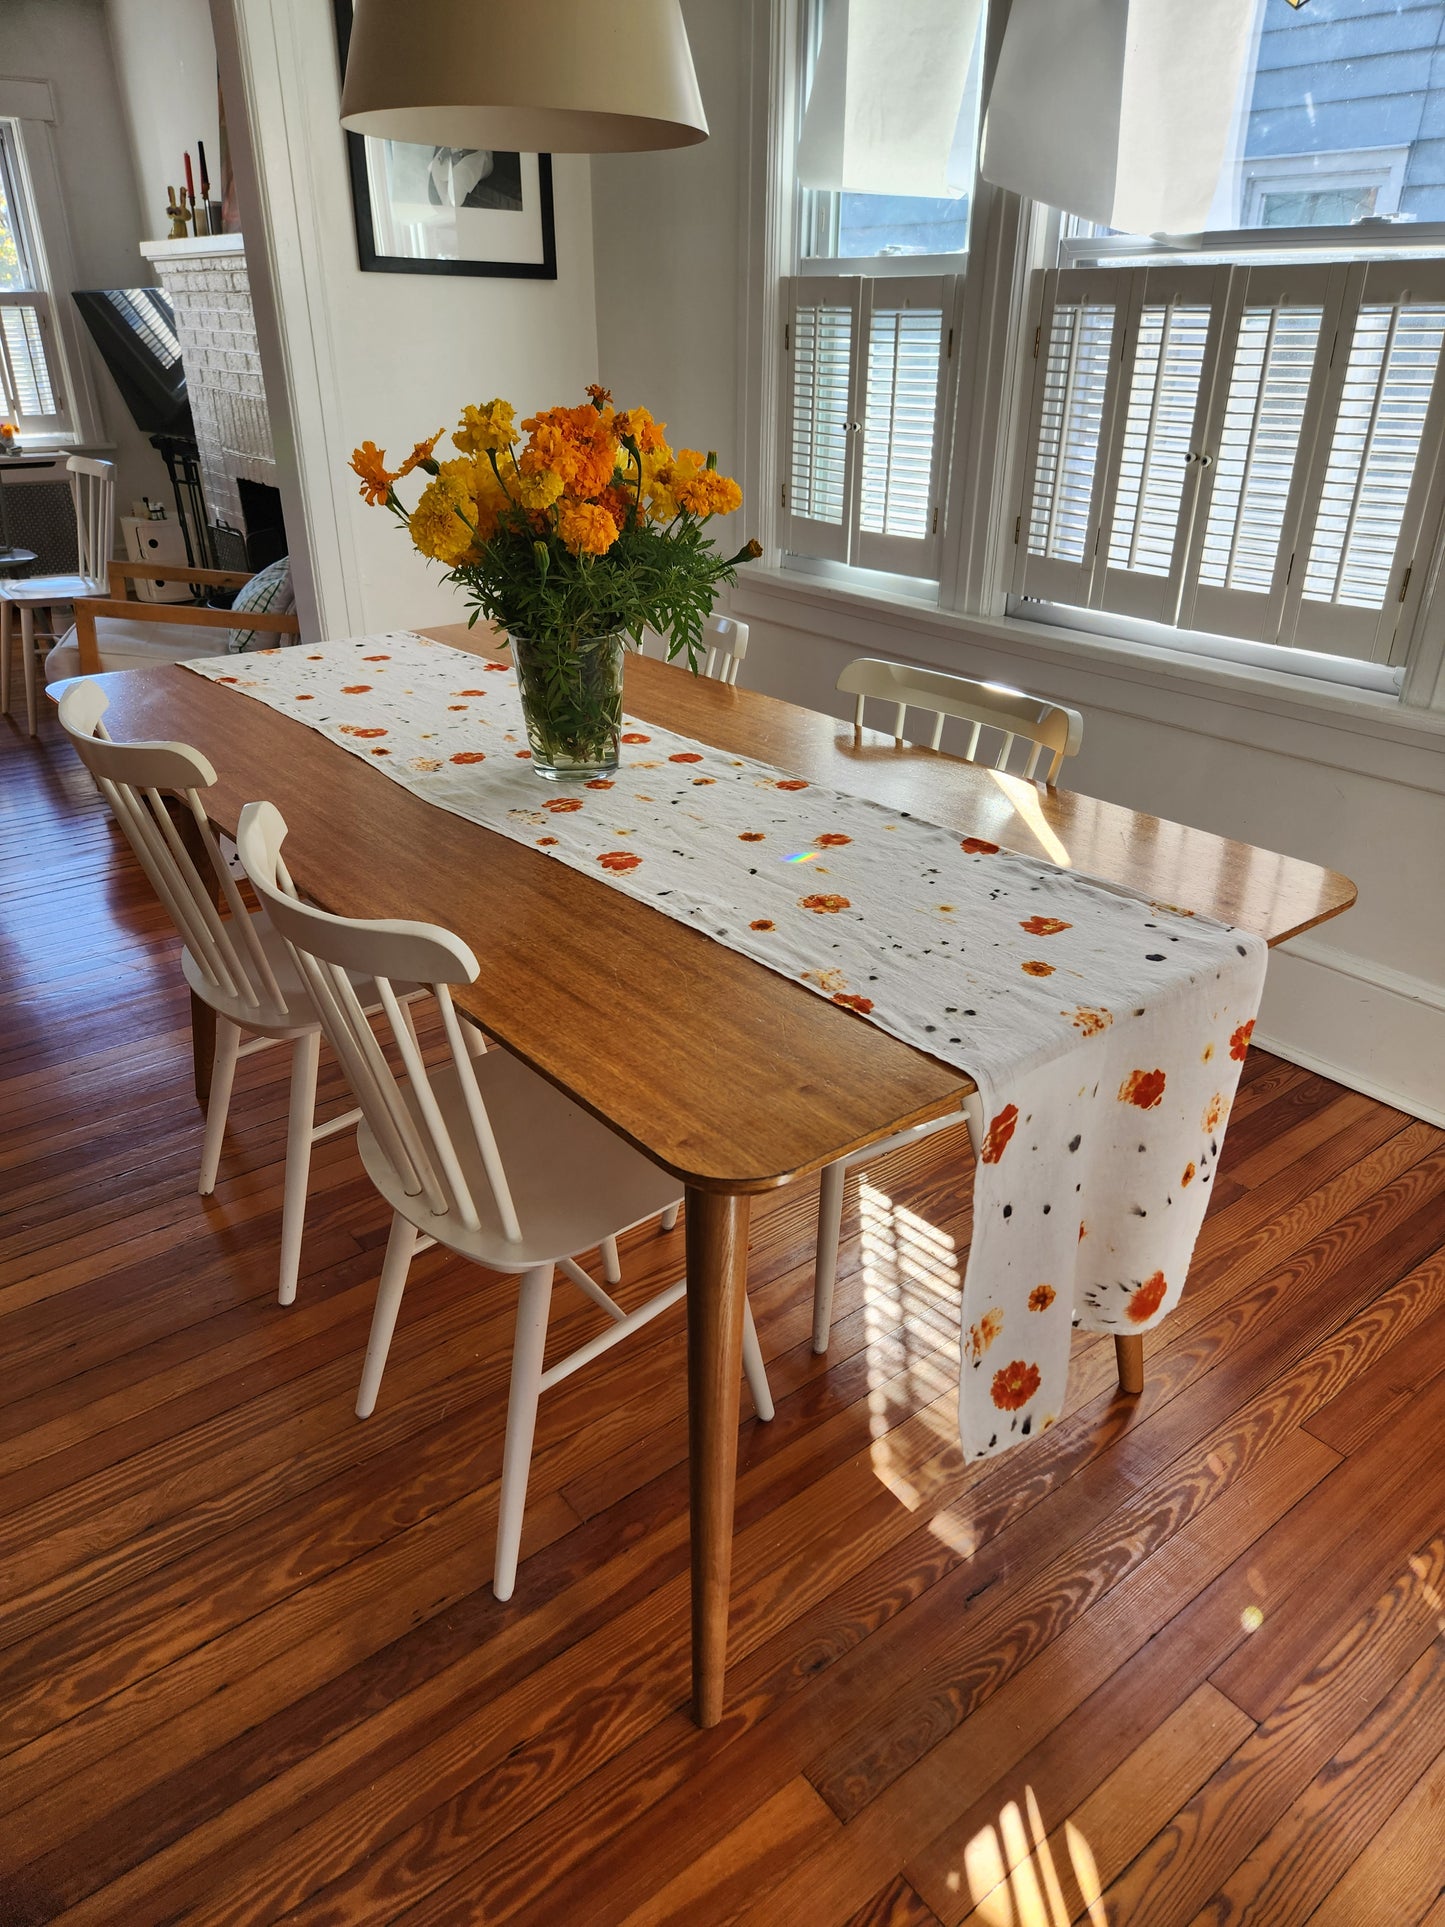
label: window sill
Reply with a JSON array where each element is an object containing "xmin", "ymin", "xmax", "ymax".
[{"xmin": 729, "ymin": 564, "xmax": 1445, "ymax": 789}]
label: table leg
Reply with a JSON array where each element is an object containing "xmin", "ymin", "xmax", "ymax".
[
  {"xmin": 1115, "ymin": 1333, "xmax": 1145, "ymax": 1396},
  {"xmin": 686, "ymin": 1185, "xmax": 750, "ymax": 1728}
]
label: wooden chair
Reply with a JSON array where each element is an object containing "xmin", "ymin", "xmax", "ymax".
[
  {"xmin": 1, "ymin": 455, "xmax": 115, "ymax": 735},
  {"xmin": 836, "ymin": 656, "xmax": 1083, "ymax": 783},
  {"xmin": 56, "ymin": 682, "xmax": 367, "ymax": 1307},
  {"xmin": 810, "ymin": 658, "xmax": 1086, "ymax": 1359},
  {"xmin": 234, "ymin": 797, "xmax": 775, "ymax": 1601},
  {"xmin": 48, "ymin": 559, "xmax": 301, "ymax": 684},
  {"xmin": 640, "ymin": 612, "xmax": 749, "ymax": 685}
]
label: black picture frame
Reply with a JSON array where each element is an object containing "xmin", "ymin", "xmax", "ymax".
[{"xmin": 332, "ymin": 0, "xmax": 557, "ymax": 280}]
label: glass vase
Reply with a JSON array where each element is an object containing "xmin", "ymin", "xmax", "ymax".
[{"xmin": 509, "ymin": 628, "xmax": 625, "ymax": 778}]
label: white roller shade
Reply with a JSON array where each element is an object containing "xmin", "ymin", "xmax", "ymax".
[
  {"xmin": 798, "ymin": 0, "xmax": 982, "ymax": 200},
  {"xmin": 981, "ymin": 0, "xmax": 1255, "ymax": 237}
]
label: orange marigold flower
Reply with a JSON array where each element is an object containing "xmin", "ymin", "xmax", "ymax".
[
  {"xmin": 1028, "ymin": 1284, "xmax": 1057, "ymax": 1313},
  {"xmin": 393, "ymin": 428, "xmax": 444, "ymax": 479},
  {"xmin": 1128, "ymin": 1271, "xmax": 1169, "ymax": 1324},
  {"xmin": 614, "ymin": 404, "xmax": 668, "ymax": 453},
  {"xmin": 981, "ymin": 1104, "xmax": 1019, "ymax": 1164},
  {"xmin": 991, "ymin": 1359, "xmax": 1041, "ymax": 1412},
  {"xmin": 585, "ymin": 383, "xmax": 614, "ymax": 409},
  {"xmin": 1119, "ymin": 1067, "xmax": 1167, "ymax": 1110},
  {"xmin": 1229, "ymin": 1019, "xmax": 1256, "ymax": 1062},
  {"xmin": 350, "ymin": 440, "xmax": 395, "ymax": 505},
  {"xmin": 1020, "ymin": 916, "xmax": 1072, "ymax": 936},
  {"xmin": 799, "ymin": 893, "xmax": 850, "ymax": 914},
  {"xmin": 556, "ymin": 499, "xmax": 619, "ymax": 557}
]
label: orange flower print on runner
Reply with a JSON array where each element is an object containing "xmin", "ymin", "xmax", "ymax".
[
  {"xmin": 800, "ymin": 894, "xmax": 850, "ymax": 914},
  {"xmin": 586, "ymin": 779, "xmax": 615, "ymax": 790},
  {"xmin": 1119, "ymin": 1067, "xmax": 1167, "ymax": 1109},
  {"xmin": 1028, "ymin": 1285, "xmax": 1056, "ymax": 1312},
  {"xmin": 833, "ymin": 992, "xmax": 874, "ymax": 1014},
  {"xmin": 412, "ymin": 758, "xmax": 443, "ymax": 772},
  {"xmin": 362, "ymin": 654, "xmax": 392, "ymax": 661},
  {"xmin": 340, "ymin": 726, "xmax": 388, "ymax": 739},
  {"xmin": 1230, "ymin": 1019, "xmax": 1256, "ymax": 1062},
  {"xmin": 450, "ymin": 752, "xmax": 487, "ymax": 764},
  {"xmin": 295, "ymin": 694, "xmax": 315, "ymax": 700},
  {"xmin": 454, "ymin": 688, "xmax": 488, "ymax": 695},
  {"xmin": 965, "ymin": 1307, "xmax": 1003, "ymax": 1362},
  {"xmin": 961, "ymin": 837, "xmax": 999, "ymax": 854},
  {"xmin": 1203, "ymin": 1093, "xmax": 1225, "ymax": 1132},
  {"xmin": 980, "ymin": 1104, "xmax": 1019, "ymax": 1164},
  {"xmin": 537, "ymin": 836, "xmax": 558, "ymax": 846},
  {"xmin": 621, "ymin": 732, "xmax": 651, "ymax": 744},
  {"xmin": 1020, "ymin": 916, "xmax": 1072, "ymax": 936},
  {"xmin": 1071, "ymin": 1007, "xmax": 1113, "ymax": 1037},
  {"xmin": 598, "ymin": 851, "xmax": 642, "ymax": 873},
  {"xmin": 1128, "ymin": 1270, "xmax": 1168, "ymax": 1323},
  {"xmin": 483, "ymin": 661, "xmax": 509, "ymax": 671},
  {"xmin": 815, "ymin": 833, "xmax": 852, "ymax": 847},
  {"xmin": 1202, "ymin": 1042, "xmax": 1216, "ymax": 1063},
  {"xmin": 750, "ymin": 919, "xmax": 775, "ymax": 931},
  {"xmin": 447, "ymin": 705, "xmax": 470, "ymax": 711},
  {"xmin": 1181, "ymin": 1161, "xmax": 1196, "ymax": 1186},
  {"xmin": 543, "ymin": 797, "xmax": 583, "ymax": 812},
  {"xmin": 216, "ymin": 676, "xmax": 238, "ymax": 684},
  {"xmin": 370, "ymin": 747, "xmax": 391, "ymax": 755},
  {"xmin": 669, "ymin": 752, "xmax": 704, "ymax": 764},
  {"xmin": 1022, "ymin": 960, "xmax": 1055, "ymax": 978},
  {"xmin": 739, "ymin": 832, "xmax": 766, "ymax": 842},
  {"xmin": 341, "ymin": 685, "xmax": 373, "ymax": 694},
  {"xmin": 515, "ymin": 751, "xmax": 532, "ymax": 759},
  {"xmin": 991, "ymin": 1359, "xmax": 1041, "ymax": 1411},
  {"xmin": 693, "ymin": 777, "xmax": 716, "ymax": 786},
  {"xmin": 776, "ymin": 779, "xmax": 809, "ymax": 791}
]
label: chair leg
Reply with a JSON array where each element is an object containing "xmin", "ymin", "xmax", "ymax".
[
  {"xmin": 600, "ymin": 1234, "xmax": 622, "ymax": 1285},
  {"xmin": 660, "ymin": 1200, "xmax": 681, "ymax": 1233},
  {"xmin": 494, "ymin": 1262, "xmax": 556, "ymax": 1603},
  {"xmin": 356, "ymin": 1212, "xmax": 421, "ymax": 1418},
  {"xmin": 0, "ymin": 600, "xmax": 10, "ymax": 716},
  {"xmin": 277, "ymin": 1030, "xmax": 321, "ymax": 1307},
  {"xmin": 741, "ymin": 1295, "xmax": 774, "ymax": 1422},
  {"xmin": 812, "ymin": 1160, "xmax": 846, "ymax": 1355},
  {"xmin": 20, "ymin": 604, "xmax": 38, "ymax": 737},
  {"xmin": 1115, "ymin": 1333, "xmax": 1145, "ymax": 1396},
  {"xmin": 197, "ymin": 1017, "xmax": 242, "ymax": 1194}
]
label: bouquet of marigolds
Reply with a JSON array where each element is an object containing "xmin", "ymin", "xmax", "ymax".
[{"xmin": 350, "ymin": 386, "xmax": 759, "ymax": 776}]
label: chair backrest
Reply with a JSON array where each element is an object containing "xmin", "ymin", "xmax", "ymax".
[
  {"xmin": 56, "ymin": 681, "xmax": 286, "ymax": 1015},
  {"xmin": 640, "ymin": 613, "xmax": 749, "ymax": 685},
  {"xmin": 235, "ymin": 800, "xmax": 524, "ymax": 1242},
  {"xmin": 835, "ymin": 656, "xmax": 1084, "ymax": 785},
  {"xmin": 66, "ymin": 455, "xmax": 115, "ymax": 585}
]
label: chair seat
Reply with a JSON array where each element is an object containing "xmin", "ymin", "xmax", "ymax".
[
  {"xmin": 44, "ymin": 615, "xmax": 232, "ymax": 683},
  {"xmin": 357, "ymin": 1047, "xmax": 684, "ymax": 1272},
  {"xmin": 180, "ymin": 909, "xmax": 319, "ymax": 1036},
  {"xmin": 1, "ymin": 573, "xmax": 106, "ymax": 606}
]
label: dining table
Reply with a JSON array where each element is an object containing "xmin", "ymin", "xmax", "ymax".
[{"xmin": 80, "ymin": 623, "xmax": 1358, "ymax": 1727}]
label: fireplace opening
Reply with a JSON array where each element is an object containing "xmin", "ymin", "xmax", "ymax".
[{"xmin": 236, "ymin": 479, "xmax": 287, "ymax": 571}]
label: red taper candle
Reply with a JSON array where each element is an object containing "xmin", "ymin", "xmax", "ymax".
[{"xmin": 184, "ymin": 151, "xmax": 195, "ymax": 200}]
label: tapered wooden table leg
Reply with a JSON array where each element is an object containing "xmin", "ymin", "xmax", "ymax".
[
  {"xmin": 1115, "ymin": 1332, "xmax": 1145, "ymax": 1396},
  {"xmin": 686, "ymin": 1185, "xmax": 750, "ymax": 1728}
]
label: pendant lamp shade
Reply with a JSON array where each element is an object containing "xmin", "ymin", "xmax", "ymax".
[{"xmin": 339, "ymin": 0, "xmax": 709, "ymax": 154}]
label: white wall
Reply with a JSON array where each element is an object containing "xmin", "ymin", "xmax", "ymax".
[
  {"xmin": 106, "ymin": 0, "xmax": 219, "ymax": 241},
  {"xmin": 0, "ymin": 0, "xmax": 171, "ymax": 509},
  {"xmin": 211, "ymin": 0, "xmax": 600, "ymax": 638},
  {"xmin": 588, "ymin": 5, "xmax": 1445, "ymax": 1126}
]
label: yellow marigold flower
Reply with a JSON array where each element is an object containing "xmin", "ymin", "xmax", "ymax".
[
  {"xmin": 515, "ymin": 468, "xmax": 564, "ymax": 511},
  {"xmin": 454, "ymin": 398, "xmax": 516, "ymax": 456},
  {"xmin": 407, "ymin": 471, "xmax": 476, "ymax": 565},
  {"xmin": 350, "ymin": 440, "xmax": 395, "ymax": 506},
  {"xmin": 615, "ymin": 406, "xmax": 668, "ymax": 454},
  {"xmin": 393, "ymin": 428, "xmax": 444, "ymax": 479},
  {"xmin": 556, "ymin": 499, "xmax": 619, "ymax": 556}
]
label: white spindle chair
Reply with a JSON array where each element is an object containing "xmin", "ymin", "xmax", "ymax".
[
  {"xmin": 234, "ymin": 799, "xmax": 775, "ymax": 1602},
  {"xmin": 2, "ymin": 456, "xmax": 116, "ymax": 736},
  {"xmin": 836, "ymin": 656, "xmax": 1083, "ymax": 784},
  {"xmin": 57, "ymin": 682, "xmax": 367, "ymax": 1306},
  {"xmin": 639, "ymin": 612, "xmax": 749, "ymax": 685},
  {"xmin": 810, "ymin": 658, "xmax": 1085, "ymax": 1355}
]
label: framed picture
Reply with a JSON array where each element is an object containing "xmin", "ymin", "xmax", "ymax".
[{"xmin": 332, "ymin": 0, "xmax": 557, "ymax": 280}]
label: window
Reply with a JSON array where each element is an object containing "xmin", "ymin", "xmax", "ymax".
[{"xmin": 0, "ymin": 122, "xmax": 71, "ymax": 435}]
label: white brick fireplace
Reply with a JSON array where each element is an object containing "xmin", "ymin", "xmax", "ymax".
[{"xmin": 140, "ymin": 234, "xmax": 276, "ymax": 552}]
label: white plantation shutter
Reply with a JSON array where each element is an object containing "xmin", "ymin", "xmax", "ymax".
[
  {"xmin": 1282, "ymin": 260, "xmax": 1445, "ymax": 663},
  {"xmin": 0, "ymin": 294, "xmax": 68, "ymax": 434},
  {"xmin": 782, "ymin": 274, "xmax": 958, "ymax": 578}
]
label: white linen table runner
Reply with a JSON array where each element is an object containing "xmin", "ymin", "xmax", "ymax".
[{"xmin": 186, "ymin": 634, "xmax": 1267, "ymax": 1458}]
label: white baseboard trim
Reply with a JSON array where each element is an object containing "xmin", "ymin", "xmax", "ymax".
[{"xmin": 1258, "ymin": 939, "xmax": 1445, "ymax": 1129}]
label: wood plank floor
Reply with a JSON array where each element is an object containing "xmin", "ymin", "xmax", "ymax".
[{"xmin": 2, "ymin": 702, "xmax": 1443, "ymax": 1926}]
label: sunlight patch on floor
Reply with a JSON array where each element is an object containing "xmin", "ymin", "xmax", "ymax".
[
  {"xmin": 859, "ymin": 1176, "xmax": 962, "ymax": 1507},
  {"xmin": 954, "ymin": 1786, "xmax": 1105, "ymax": 1926}
]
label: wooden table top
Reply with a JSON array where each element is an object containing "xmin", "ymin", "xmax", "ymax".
[{"xmin": 86, "ymin": 639, "xmax": 1356, "ymax": 1193}]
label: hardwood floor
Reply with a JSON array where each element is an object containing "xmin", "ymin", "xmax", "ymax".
[{"xmin": 1, "ymin": 702, "xmax": 1442, "ymax": 1926}]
